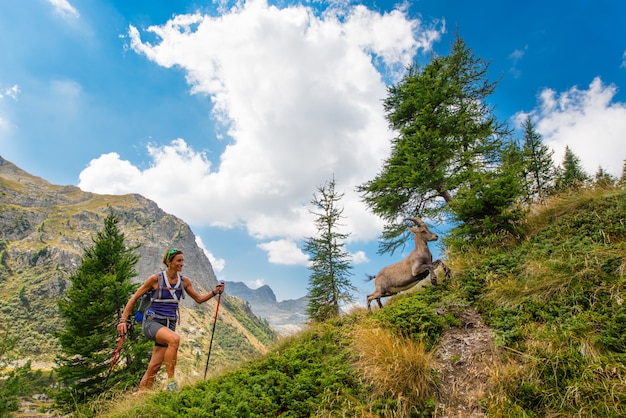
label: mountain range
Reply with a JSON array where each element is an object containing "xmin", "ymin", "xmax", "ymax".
[
  {"xmin": 224, "ymin": 281, "xmax": 308, "ymax": 335},
  {"xmin": 0, "ymin": 155, "xmax": 301, "ymax": 372}
]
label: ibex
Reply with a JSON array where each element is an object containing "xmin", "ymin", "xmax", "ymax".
[{"xmin": 366, "ymin": 217, "xmax": 450, "ymax": 311}]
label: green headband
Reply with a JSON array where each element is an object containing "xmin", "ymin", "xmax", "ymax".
[{"xmin": 166, "ymin": 248, "xmax": 179, "ymax": 262}]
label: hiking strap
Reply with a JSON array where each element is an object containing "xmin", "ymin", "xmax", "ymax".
[
  {"xmin": 153, "ymin": 271, "xmax": 185, "ymax": 303},
  {"xmin": 151, "ymin": 271, "xmax": 186, "ymax": 323}
]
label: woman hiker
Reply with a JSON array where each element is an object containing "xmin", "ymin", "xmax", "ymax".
[{"xmin": 116, "ymin": 248, "xmax": 225, "ymax": 392}]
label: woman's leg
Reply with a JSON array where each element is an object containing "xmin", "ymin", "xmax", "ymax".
[
  {"xmin": 154, "ymin": 325, "xmax": 180, "ymax": 380},
  {"xmin": 139, "ymin": 346, "xmax": 166, "ymax": 389}
]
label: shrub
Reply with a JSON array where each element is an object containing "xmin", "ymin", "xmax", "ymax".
[
  {"xmin": 374, "ymin": 290, "xmax": 445, "ymax": 350},
  {"xmin": 352, "ymin": 326, "xmax": 438, "ymax": 417}
]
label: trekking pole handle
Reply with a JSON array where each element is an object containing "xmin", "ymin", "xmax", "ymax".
[
  {"xmin": 214, "ymin": 281, "xmax": 225, "ymax": 294},
  {"xmin": 116, "ymin": 318, "xmax": 132, "ymax": 336}
]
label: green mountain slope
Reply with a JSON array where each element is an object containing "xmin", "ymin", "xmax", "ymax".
[
  {"xmin": 454, "ymin": 188, "xmax": 626, "ymax": 416},
  {"xmin": 0, "ymin": 156, "xmax": 277, "ymax": 372},
  {"xmin": 98, "ymin": 187, "xmax": 624, "ymax": 417}
]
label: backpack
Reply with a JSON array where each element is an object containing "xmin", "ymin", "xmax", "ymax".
[{"xmin": 134, "ymin": 271, "xmax": 185, "ymax": 323}]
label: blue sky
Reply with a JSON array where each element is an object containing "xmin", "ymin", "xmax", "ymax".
[{"xmin": 1, "ymin": 0, "xmax": 624, "ymax": 302}]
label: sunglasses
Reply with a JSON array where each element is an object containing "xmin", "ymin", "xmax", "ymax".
[{"xmin": 166, "ymin": 249, "xmax": 179, "ymax": 261}]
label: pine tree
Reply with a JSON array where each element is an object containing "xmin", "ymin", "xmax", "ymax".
[
  {"xmin": 304, "ymin": 177, "xmax": 355, "ymax": 322},
  {"xmin": 555, "ymin": 146, "xmax": 589, "ymax": 191},
  {"xmin": 54, "ymin": 212, "xmax": 148, "ymax": 407},
  {"xmin": 594, "ymin": 166, "xmax": 616, "ymax": 188},
  {"xmin": 450, "ymin": 140, "xmax": 527, "ymax": 238},
  {"xmin": 619, "ymin": 159, "xmax": 626, "ymax": 188},
  {"xmin": 521, "ymin": 116, "xmax": 555, "ymax": 203},
  {"xmin": 358, "ymin": 33, "xmax": 511, "ymax": 251},
  {"xmin": 0, "ymin": 331, "xmax": 21, "ymax": 415}
]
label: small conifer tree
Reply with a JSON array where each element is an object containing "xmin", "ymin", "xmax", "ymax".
[
  {"xmin": 594, "ymin": 166, "xmax": 616, "ymax": 188},
  {"xmin": 555, "ymin": 146, "xmax": 589, "ymax": 191},
  {"xmin": 450, "ymin": 140, "xmax": 527, "ymax": 238},
  {"xmin": 304, "ymin": 177, "xmax": 355, "ymax": 322},
  {"xmin": 619, "ymin": 159, "xmax": 626, "ymax": 188},
  {"xmin": 54, "ymin": 212, "xmax": 148, "ymax": 408},
  {"xmin": 521, "ymin": 116, "xmax": 555, "ymax": 203}
]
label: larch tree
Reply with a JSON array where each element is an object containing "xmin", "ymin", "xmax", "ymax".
[
  {"xmin": 358, "ymin": 34, "xmax": 511, "ymax": 251},
  {"xmin": 521, "ymin": 116, "xmax": 555, "ymax": 204},
  {"xmin": 304, "ymin": 177, "xmax": 355, "ymax": 322},
  {"xmin": 55, "ymin": 212, "xmax": 149, "ymax": 408}
]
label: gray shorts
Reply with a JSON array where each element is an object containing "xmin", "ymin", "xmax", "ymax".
[{"xmin": 142, "ymin": 316, "xmax": 177, "ymax": 347}]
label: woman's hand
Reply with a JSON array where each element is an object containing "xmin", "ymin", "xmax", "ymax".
[
  {"xmin": 117, "ymin": 319, "xmax": 130, "ymax": 336},
  {"xmin": 214, "ymin": 283, "xmax": 225, "ymax": 295}
]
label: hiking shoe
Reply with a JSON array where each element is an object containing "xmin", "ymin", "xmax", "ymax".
[{"xmin": 165, "ymin": 380, "xmax": 178, "ymax": 392}]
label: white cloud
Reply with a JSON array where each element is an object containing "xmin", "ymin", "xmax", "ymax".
[
  {"xmin": 508, "ymin": 45, "xmax": 527, "ymax": 79},
  {"xmin": 0, "ymin": 84, "xmax": 20, "ymax": 133},
  {"xmin": 0, "ymin": 85, "xmax": 20, "ymax": 100},
  {"xmin": 349, "ymin": 250, "xmax": 369, "ymax": 264},
  {"xmin": 246, "ymin": 279, "xmax": 266, "ymax": 289},
  {"xmin": 516, "ymin": 77, "xmax": 626, "ymax": 176},
  {"xmin": 257, "ymin": 239, "xmax": 310, "ymax": 266},
  {"xmin": 47, "ymin": 0, "xmax": 79, "ymax": 19},
  {"xmin": 78, "ymin": 152, "xmax": 142, "ymax": 195},
  {"xmin": 196, "ymin": 235, "xmax": 225, "ymax": 273},
  {"xmin": 509, "ymin": 47, "xmax": 526, "ymax": 62},
  {"xmin": 79, "ymin": 1, "xmax": 440, "ymax": 264}
]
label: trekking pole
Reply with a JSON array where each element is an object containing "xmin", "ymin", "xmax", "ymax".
[
  {"xmin": 103, "ymin": 321, "xmax": 131, "ymax": 390},
  {"xmin": 204, "ymin": 283, "xmax": 224, "ymax": 379},
  {"xmin": 104, "ymin": 335, "xmax": 125, "ymax": 389}
]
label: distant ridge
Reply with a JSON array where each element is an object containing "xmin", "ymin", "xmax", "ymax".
[{"xmin": 225, "ymin": 281, "xmax": 308, "ymax": 335}]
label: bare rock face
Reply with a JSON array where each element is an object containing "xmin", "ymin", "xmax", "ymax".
[{"xmin": 0, "ymin": 156, "xmax": 217, "ymax": 290}]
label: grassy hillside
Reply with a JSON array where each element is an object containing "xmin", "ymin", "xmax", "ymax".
[
  {"xmin": 93, "ymin": 187, "xmax": 624, "ymax": 418},
  {"xmin": 451, "ymin": 187, "xmax": 626, "ymax": 416}
]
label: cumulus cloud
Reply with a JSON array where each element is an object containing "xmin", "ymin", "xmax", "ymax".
[
  {"xmin": 196, "ymin": 236, "xmax": 225, "ymax": 273},
  {"xmin": 79, "ymin": 1, "xmax": 442, "ymax": 263},
  {"xmin": 0, "ymin": 85, "xmax": 20, "ymax": 100},
  {"xmin": 257, "ymin": 239, "xmax": 310, "ymax": 266},
  {"xmin": 349, "ymin": 250, "xmax": 369, "ymax": 264},
  {"xmin": 245, "ymin": 278, "xmax": 266, "ymax": 289},
  {"xmin": 47, "ymin": 0, "xmax": 79, "ymax": 19},
  {"xmin": 508, "ymin": 45, "xmax": 527, "ymax": 79},
  {"xmin": 0, "ymin": 84, "xmax": 20, "ymax": 133},
  {"xmin": 515, "ymin": 77, "xmax": 626, "ymax": 177}
]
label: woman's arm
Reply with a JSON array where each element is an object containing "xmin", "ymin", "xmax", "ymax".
[
  {"xmin": 116, "ymin": 274, "xmax": 158, "ymax": 334},
  {"xmin": 183, "ymin": 277, "xmax": 225, "ymax": 304}
]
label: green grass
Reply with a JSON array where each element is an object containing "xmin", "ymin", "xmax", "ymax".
[{"xmin": 450, "ymin": 188, "xmax": 626, "ymax": 416}]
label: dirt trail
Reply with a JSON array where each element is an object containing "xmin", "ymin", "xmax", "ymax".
[{"xmin": 434, "ymin": 307, "xmax": 498, "ymax": 417}]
